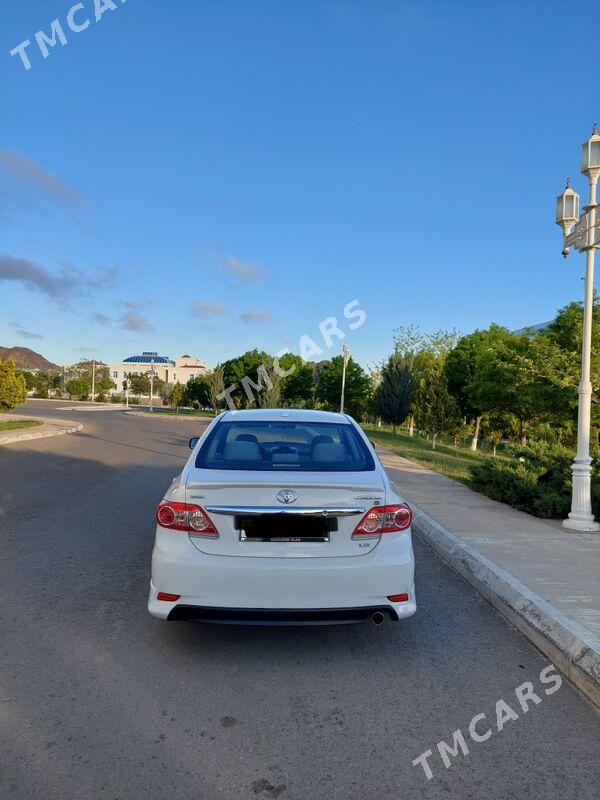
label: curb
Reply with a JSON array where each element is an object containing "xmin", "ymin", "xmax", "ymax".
[
  {"xmin": 411, "ymin": 504, "xmax": 600, "ymax": 708},
  {"xmin": 0, "ymin": 421, "xmax": 83, "ymax": 445},
  {"xmin": 55, "ymin": 405, "xmax": 125, "ymax": 412},
  {"xmin": 123, "ymin": 411, "xmax": 213, "ymax": 422}
]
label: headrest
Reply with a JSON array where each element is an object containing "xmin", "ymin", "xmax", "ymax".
[
  {"xmin": 223, "ymin": 441, "xmax": 261, "ymax": 461},
  {"xmin": 312, "ymin": 443, "xmax": 347, "ymax": 463},
  {"xmin": 311, "ymin": 435, "xmax": 334, "ymax": 451},
  {"xmin": 235, "ymin": 433, "xmax": 258, "ymax": 443}
]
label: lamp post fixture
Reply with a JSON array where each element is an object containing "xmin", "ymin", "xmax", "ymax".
[
  {"xmin": 340, "ymin": 343, "xmax": 350, "ymax": 414},
  {"xmin": 556, "ymin": 124, "xmax": 600, "ymax": 532}
]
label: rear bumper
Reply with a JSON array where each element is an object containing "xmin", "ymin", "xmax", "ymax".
[
  {"xmin": 167, "ymin": 604, "xmax": 399, "ymax": 626},
  {"xmin": 148, "ymin": 527, "xmax": 416, "ymax": 622}
]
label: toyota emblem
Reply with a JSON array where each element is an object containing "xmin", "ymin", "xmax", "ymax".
[{"xmin": 276, "ymin": 489, "xmax": 298, "ymax": 504}]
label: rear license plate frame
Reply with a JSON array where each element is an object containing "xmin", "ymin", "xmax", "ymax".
[{"xmin": 236, "ymin": 514, "xmax": 335, "ymax": 543}]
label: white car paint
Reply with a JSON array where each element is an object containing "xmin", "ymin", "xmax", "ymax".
[{"xmin": 148, "ymin": 409, "xmax": 416, "ymax": 625}]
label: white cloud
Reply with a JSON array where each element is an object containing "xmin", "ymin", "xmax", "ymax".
[
  {"xmin": 191, "ymin": 301, "xmax": 229, "ymax": 318},
  {"xmin": 240, "ymin": 307, "xmax": 272, "ymax": 325}
]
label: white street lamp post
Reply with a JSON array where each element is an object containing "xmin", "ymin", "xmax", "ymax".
[
  {"xmin": 91, "ymin": 358, "xmax": 96, "ymax": 402},
  {"xmin": 556, "ymin": 124, "xmax": 600, "ymax": 532},
  {"xmin": 149, "ymin": 359, "xmax": 156, "ymax": 412},
  {"xmin": 340, "ymin": 343, "xmax": 350, "ymax": 414}
]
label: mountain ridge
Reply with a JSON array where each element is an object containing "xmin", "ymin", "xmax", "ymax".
[{"xmin": 0, "ymin": 346, "xmax": 60, "ymax": 371}]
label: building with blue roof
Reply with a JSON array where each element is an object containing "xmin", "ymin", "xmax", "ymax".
[{"xmin": 108, "ymin": 352, "xmax": 207, "ymax": 391}]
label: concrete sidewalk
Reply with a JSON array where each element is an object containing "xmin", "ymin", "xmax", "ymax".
[
  {"xmin": 378, "ymin": 446, "xmax": 600, "ymax": 706},
  {"xmin": 0, "ymin": 414, "xmax": 83, "ymax": 444}
]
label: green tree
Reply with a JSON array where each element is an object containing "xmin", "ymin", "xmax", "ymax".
[
  {"xmin": 128, "ymin": 373, "xmax": 151, "ymax": 396},
  {"xmin": 256, "ymin": 368, "xmax": 283, "ymax": 408},
  {"xmin": 315, "ymin": 356, "xmax": 371, "ymax": 420},
  {"xmin": 546, "ymin": 298, "xmax": 600, "ymax": 433},
  {"xmin": 470, "ymin": 330, "xmax": 557, "ymax": 446},
  {"xmin": 171, "ymin": 382, "xmax": 186, "ymax": 412},
  {"xmin": 98, "ymin": 377, "xmax": 116, "ymax": 393},
  {"xmin": 209, "ymin": 364, "xmax": 226, "ymax": 414},
  {"xmin": 279, "ymin": 354, "xmax": 315, "ymax": 407},
  {"xmin": 151, "ymin": 376, "xmax": 165, "ymax": 397},
  {"xmin": 394, "ymin": 325, "xmax": 458, "ymax": 435},
  {"xmin": 222, "ymin": 349, "xmax": 271, "ymax": 407},
  {"xmin": 18, "ymin": 371, "xmax": 37, "ymax": 391},
  {"xmin": 0, "ymin": 359, "xmax": 27, "ymax": 412},
  {"xmin": 444, "ymin": 326, "xmax": 508, "ymax": 451},
  {"xmin": 160, "ymin": 382, "xmax": 175, "ymax": 405},
  {"xmin": 65, "ymin": 378, "xmax": 90, "ymax": 400},
  {"xmin": 413, "ymin": 354, "xmax": 460, "ymax": 448},
  {"xmin": 378, "ymin": 350, "xmax": 413, "ymax": 433},
  {"xmin": 185, "ymin": 375, "xmax": 211, "ymax": 408}
]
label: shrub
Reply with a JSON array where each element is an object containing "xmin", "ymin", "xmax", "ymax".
[
  {"xmin": 468, "ymin": 441, "xmax": 599, "ymax": 519},
  {"xmin": 110, "ymin": 394, "xmax": 124, "ymax": 404}
]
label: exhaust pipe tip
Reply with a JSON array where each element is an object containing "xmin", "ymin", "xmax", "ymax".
[{"xmin": 371, "ymin": 611, "xmax": 385, "ymax": 626}]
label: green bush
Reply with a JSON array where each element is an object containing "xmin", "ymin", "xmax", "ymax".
[
  {"xmin": 468, "ymin": 441, "xmax": 600, "ymax": 519},
  {"xmin": 110, "ymin": 394, "xmax": 123, "ymax": 404}
]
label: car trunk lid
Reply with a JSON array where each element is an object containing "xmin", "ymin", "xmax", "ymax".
[{"xmin": 185, "ymin": 469, "xmax": 385, "ymax": 557}]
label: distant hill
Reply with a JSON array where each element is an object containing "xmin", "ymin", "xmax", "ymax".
[
  {"xmin": 0, "ymin": 346, "xmax": 60, "ymax": 371},
  {"xmin": 511, "ymin": 322, "xmax": 552, "ymax": 337}
]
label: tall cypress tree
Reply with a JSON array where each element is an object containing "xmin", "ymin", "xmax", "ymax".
[{"xmin": 378, "ymin": 350, "xmax": 413, "ymax": 434}]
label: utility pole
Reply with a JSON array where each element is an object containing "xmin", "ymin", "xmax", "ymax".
[{"xmin": 91, "ymin": 359, "xmax": 96, "ymax": 402}]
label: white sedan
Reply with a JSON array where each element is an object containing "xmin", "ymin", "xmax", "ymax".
[{"xmin": 148, "ymin": 408, "xmax": 416, "ymax": 625}]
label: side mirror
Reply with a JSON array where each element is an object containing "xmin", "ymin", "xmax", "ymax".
[
  {"xmin": 370, "ymin": 440, "xmax": 376, "ymax": 449},
  {"xmin": 189, "ymin": 436, "xmax": 200, "ymax": 449}
]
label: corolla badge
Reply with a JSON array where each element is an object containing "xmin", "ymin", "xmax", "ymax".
[{"xmin": 276, "ymin": 489, "xmax": 298, "ymax": 504}]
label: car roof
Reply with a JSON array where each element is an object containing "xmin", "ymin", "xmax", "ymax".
[{"xmin": 222, "ymin": 408, "xmax": 352, "ymax": 424}]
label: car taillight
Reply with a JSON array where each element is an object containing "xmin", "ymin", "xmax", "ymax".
[
  {"xmin": 352, "ymin": 503, "xmax": 412, "ymax": 538},
  {"xmin": 156, "ymin": 501, "xmax": 219, "ymax": 537}
]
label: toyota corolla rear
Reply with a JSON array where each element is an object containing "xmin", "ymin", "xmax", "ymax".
[{"xmin": 148, "ymin": 409, "xmax": 416, "ymax": 625}]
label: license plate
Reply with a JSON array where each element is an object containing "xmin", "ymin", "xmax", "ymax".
[{"xmin": 240, "ymin": 531, "xmax": 330, "ymax": 543}]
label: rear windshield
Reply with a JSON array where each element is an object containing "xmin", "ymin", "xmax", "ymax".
[{"xmin": 195, "ymin": 421, "xmax": 375, "ymax": 472}]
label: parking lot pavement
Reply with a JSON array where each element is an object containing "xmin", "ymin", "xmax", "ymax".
[{"xmin": 0, "ymin": 400, "xmax": 598, "ymax": 800}]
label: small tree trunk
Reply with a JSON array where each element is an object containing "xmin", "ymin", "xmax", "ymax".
[
  {"xmin": 432, "ymin": 432, "xmax": 437, "ymax": 450},
  {"xmin": 519, "ymin": 420, "xmax": 527, "ymax": 446},
  {"xmin": 408, "ymin": 416, "xmax": 414, "ymax": 437},
  {"xmin": 392, "ymin": 422, "xmax": 397, "ymax": 435},
  {"xmin": 493, "ymin": 444, "xmax": 497, "ymax": 458},
  {"xmin": 470, "ymin": 416, "xmax": 482, "ymax": 452}
]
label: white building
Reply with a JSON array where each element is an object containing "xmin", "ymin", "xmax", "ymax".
[{"xmin": 109, "ymin": 352, "xmax": 207, "ymax": 390}]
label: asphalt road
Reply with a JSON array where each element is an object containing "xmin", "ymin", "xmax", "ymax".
[{"xmin": 1, "ymin": 399, "xmax": 598, "ymax": 800}]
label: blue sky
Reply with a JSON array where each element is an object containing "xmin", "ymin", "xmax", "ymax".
[{"xmin": 0, "ymin": 0, "xmax": 598, "ymax": 369}]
